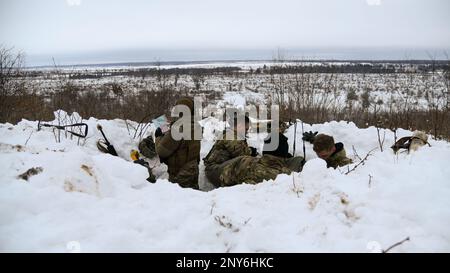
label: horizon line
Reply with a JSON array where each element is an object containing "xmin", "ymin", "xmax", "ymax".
[{"xmin": 24, "ymin": 58, "xmax": 450, "ymax": 69}]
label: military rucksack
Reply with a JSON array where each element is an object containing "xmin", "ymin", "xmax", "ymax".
[{"xmin": 391, "ymin": 136, "xmax": 431, "ymax": 153}]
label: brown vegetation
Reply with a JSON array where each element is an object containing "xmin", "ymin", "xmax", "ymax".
[{"xmin": 1, "ymin": 46, "xmax": 449, "ymax": 140}]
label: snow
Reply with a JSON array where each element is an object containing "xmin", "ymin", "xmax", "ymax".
[
  {"xmin": 1, "ymin": 110, "xmax": 450, "ymax": 252},
  {"xmin": 24, "ymin": 60, "xmax": 342, "ymax": 72},
  {"xmin": 220, "ymin": 91, "xmax": 266, "ymax": 109}
]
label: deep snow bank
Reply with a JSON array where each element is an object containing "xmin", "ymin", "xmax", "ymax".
[{"xmin": 1, "ymin": 113, "xmax": 450, "ymax": 252}]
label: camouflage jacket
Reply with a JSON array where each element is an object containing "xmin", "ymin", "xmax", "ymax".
[
  {"xmin": 326, "ymin": 142, "xmax": 353, "ymax": 169},
  {"xmin": 155, "ymin": 121, "xmax": 201, "ymax": 189},
  {"xmin": 204, "ymin": 130, "xmax": 296, "ymax": 187},
  {"xmin": 203, "ymin": 130, "xmax": 252, "ymax": 167}
]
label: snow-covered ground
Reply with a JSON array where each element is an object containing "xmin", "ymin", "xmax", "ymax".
[
  {"xmin": 24, "ymin": 60, "xmax": 356, "ymax": 72},
  {"xmin": 24, "ymin": 67, "xmax": 448, "ymax": 114},
  {"xmin": 1, "ymin": 106, "xmax": 450, "ymax": 252}
]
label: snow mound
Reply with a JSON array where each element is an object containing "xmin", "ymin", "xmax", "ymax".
[{"xmin": 1, "ymin": 113, "xmax": 450, "ymax": 252}]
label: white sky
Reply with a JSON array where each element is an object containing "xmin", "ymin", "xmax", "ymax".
[{"xmin": 1, "ymin": 0, "xmax": 449, "ymax": 62}]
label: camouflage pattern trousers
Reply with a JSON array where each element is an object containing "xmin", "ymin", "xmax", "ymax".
[
  {"xmin": 205, "ymin": 154, "xmax": 304, "ymax": 187},
  {"xmin": 169, "ymin": 160, "xmax": 200, "ymax": 189}
]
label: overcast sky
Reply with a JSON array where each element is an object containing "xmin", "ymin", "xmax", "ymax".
[{"xmin": 1, "ymin": 0, "xmax": 449, "ymax": 64}]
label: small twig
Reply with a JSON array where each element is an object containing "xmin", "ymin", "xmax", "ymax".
[
  {"xmin": 52, "ymin": 128, "xmax": 58, "ymax": 143},
  {"xmin": 368, "ymin": 174, "xmax": 373, "ymax": 188},
  {"xmin": 345, "ymin": 148, "xmax": 377, "ymax": 175},
  {"xmin": 210, "ymin": 201, "xmax": 216, "ymax": 215},
  {"xmin": 383, "ymin": 237, "xmax": 410, "ymax": 253},
  {"xmin": 137, "ymin": 122, "xmax": 151, "ymax": 139},
  {"xmin": 376, "ymin": 127, "xmax": 386, "ymax": 152},
  {"xmin": 124, "ymin": 120, "xmax": 131, "ymax": 136},
  {"xmin": 214, "ymin": 215, "xmax": 239, "ymax": 232},
  {"xmin": 291, "ymin": 174, "xmax": 302, "ymax": 197},
  {"xmin": 24, "ymin": 130, "xmax": 34, "ymax": 145},
  {"xmin": 352, "ymin": 145, "xmax": 362, "ymax": 161},
  {"xmin": 133, "ymin": 114, "xmax": 152, "ymax": 139}
]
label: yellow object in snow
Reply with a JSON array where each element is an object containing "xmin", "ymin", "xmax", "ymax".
[{"xmin": 130, "ymin": 149, "xmax": 140, "ymax": 161}]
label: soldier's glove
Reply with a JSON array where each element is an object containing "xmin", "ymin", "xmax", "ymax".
[
  {"xmin": 146, "ymin": 172, "xmax": 157, "ymax": 183},
  {"xmin": 138, "ymin": 136, "xmax": 157, "ymax": 159},
  {"xmin": 250, "ymin": 147, "xmax": 258, "ymax": 157},
  {"xmin": 133, "ymin": 159, "xmax": 156, "ymax": 183},
  {"xmin": 302, "ymin": 131, "xmax": 318, "ymax": 144},
  {"xmin": 155, "ymin": 127, "xmax": 163, "ymax": 138}
]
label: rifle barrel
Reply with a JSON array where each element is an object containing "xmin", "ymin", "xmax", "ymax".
[
  {"xmin": 301, "ymin": 121, "xmax": 306, "ymax": 161},
  {"xmin": 293, "ymin": 122, "xmax": 297, "ymax": 156}
]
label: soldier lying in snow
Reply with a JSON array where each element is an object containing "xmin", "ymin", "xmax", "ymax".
[{"xmin": 204, "ymin": 116, "xmax": 303, "ymax": 188}]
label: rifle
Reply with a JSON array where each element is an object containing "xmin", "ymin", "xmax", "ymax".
[
  {"xmin": 293, "ymin": 121, "xmax": 297, "ymax": 156},
  {"xmin": 301, "ymin": 120, "xmax": 306, "ymax": 164},
  {"xmin": 96, "ymin": 124, "xmax": 118, "ymax": 156},
  {"xmin": 37, "ymin": 121, "xmax": 88, "ymax": 138}
]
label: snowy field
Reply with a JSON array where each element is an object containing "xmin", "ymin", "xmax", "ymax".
[
  {"xmin": 23, "ymin": 61, "xmax": 449, "ymax": 114},
  {"xmin": 1, "ymin": 101, "xmax": 450, "ymax": 252}
]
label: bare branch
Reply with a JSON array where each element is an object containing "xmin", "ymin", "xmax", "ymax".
[
  {"xmin": 383, "ymin": 237, "xmax": 410, "ymax": 253},
  {"xmin": 345, "ymin": 148, "xmax": 377, "ymax": 175}
]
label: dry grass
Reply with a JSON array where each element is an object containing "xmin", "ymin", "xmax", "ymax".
[{"xmin": 2, "ymin": 46, "xmax": 449, "ymax": 140}]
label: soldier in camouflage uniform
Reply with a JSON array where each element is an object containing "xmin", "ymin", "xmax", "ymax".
[
  {"xmin": 204, "ymin": 116, "xmax": 295, "ymax": 187},
  {"xmin": 312, "ymin": 134, "xmax": 352, "ymax": 169},
  {"xmin": 154, "ymin": 97, "xmax": 201, "ymax": 189}
]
